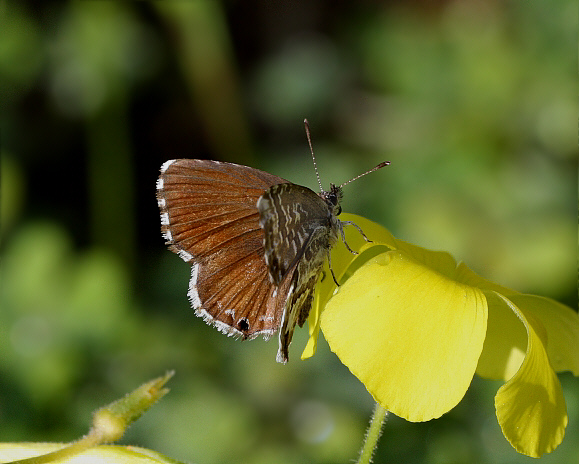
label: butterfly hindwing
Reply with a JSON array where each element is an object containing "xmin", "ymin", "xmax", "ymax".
[
  {"xmin": 257, "ymin": 184, "xmax": 333, "ymax": 283},
  {"xmin": 258, "ymin": 183, "xmax": 341, "ymax": 363},
  {"xmin": 275, "ymin": 233, "xmax": 328, "ymax": 363}
]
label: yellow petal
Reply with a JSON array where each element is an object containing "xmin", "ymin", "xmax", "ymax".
[
  {"xmin": 301, "ymin": 267, "xmax": 326, "ymax": 360},
  {"xmin": 457, "ymin": 262, "xmax": 526, "ymax": 380},
  {"xmin": 475, "ymin": 290, "xmax": 527, "ymax": 381},
  {"xmin": 321, "ymin": 250, "xmax": 487, "ymax": 422},
  {"xmin": 470, "ymin": 266, "xmax": 578, "ymax": 380},
  {"xmin": 0, "ymin": 443, "xmax": 177, "ymax": 464},
  {"xmin": 509, "ymin": 294, "xmax": 579, "ymax": 375},
  {"xmin": 492, "ymin": 292, "xmax": 568, "ymax": 458},
  {"xmin": 302, "ymin": 214, "xmax": 396, "ymax": 360},
  {"xmin": 340, "ymin": 214, "xmax": 459, "ymax": 278},
  {"xmin": 455, "ymin": 261, "xmax": 519, "ymax": 296}
]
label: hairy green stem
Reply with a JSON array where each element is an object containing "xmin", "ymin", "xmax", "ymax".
[{"xmin": 357, "ymin": 403, "xmax": 388, "ymax": 464}]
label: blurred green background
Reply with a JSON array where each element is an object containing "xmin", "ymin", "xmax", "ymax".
[{"xmin": 1, "ymin": 1, "xmax": 577, "ymax": 463}]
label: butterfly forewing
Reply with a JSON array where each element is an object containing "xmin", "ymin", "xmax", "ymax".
[{"xmin": 157, "ymin": 159, "xmax": 288, "ymax": 339}]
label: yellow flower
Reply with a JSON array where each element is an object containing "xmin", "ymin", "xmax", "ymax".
[{"xmin": 303, "ymin": 214, "xmax": 579, "ymax": 458}]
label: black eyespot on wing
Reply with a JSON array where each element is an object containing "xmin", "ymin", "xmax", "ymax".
[{"xmin": 237, "ymin": 318, "xmax": 250, "ymax": 332}]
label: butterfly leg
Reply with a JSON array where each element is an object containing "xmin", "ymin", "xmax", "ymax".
[
  {"xmin": 327, "ymin": 250, "xmax": 340, "ymax": 286},
  {"xmin": 339, "ymin": 221, "xmax": 369, "ymax": 256},
  {"xmin": 338, "ymin": 223, "xmax": 358, "ymax": 256},
  {"xmin": 342, "ymin": 221, "xmax": 373, "ymax": 243}
]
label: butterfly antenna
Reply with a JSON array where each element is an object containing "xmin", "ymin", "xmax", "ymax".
[
  {"xmin": 339, "ymin": 161, "xmax": 390, "ymax": 188},
  {"xmin": 304, "ymin": 119, "xmax": 324, "ymax": 192}
]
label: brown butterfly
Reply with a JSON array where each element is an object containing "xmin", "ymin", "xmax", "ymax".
[{"xmin": 156, "ymin": 121, "xmax": 388, "ymax": 363}]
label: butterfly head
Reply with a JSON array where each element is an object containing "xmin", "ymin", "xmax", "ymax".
[{"xmin": 319, "ymin": 183, "xmax": 343, "ymax": 216}]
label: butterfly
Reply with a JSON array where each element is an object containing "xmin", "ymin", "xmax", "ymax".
[{"xmin": 156, "ymin": 120, "xmax": 388, "ymax": 363}]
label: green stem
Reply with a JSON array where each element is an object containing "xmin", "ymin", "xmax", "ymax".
[
  {"xmin": 356, "ymin": 403, "xmax": 388, "ymax": 464},
  {"xmin": 7, "ymin": 372, "xmax": 174, "ymax": 464}
]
